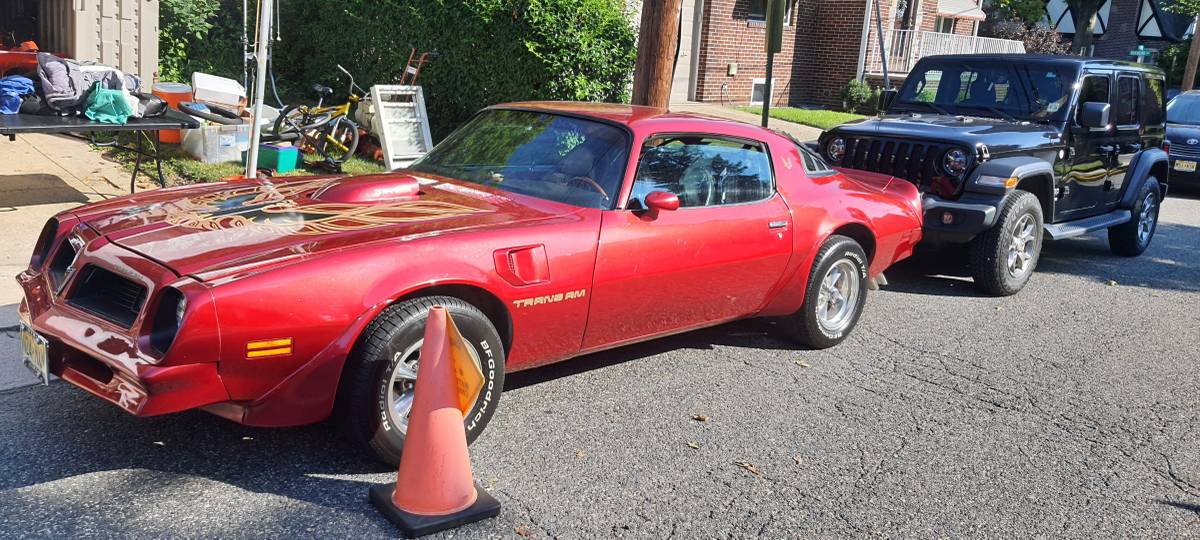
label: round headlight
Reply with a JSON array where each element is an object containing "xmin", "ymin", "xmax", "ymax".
[
  {"xmin": 943, "ymin": 148, "xmax": 969, "ymax": 177},
  {"xmin": 826, "ymin": 138, "xmax": 846, "ymax": 163}
]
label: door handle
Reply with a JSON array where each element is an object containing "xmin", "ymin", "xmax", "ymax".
[
  {"xmin": 1098, "ymin": 144, "xmax": 1117, "ymax": 154},
  {"xmin": 769, "ymin": 221, "xmax": 789, "ymax": 229}
]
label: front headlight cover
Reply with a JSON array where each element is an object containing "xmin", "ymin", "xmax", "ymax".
[
  {"xmin": 943, "ymin": 148, "xmax": 969, "ymax": 177},
  {"xmin": 149, "ymin": 287, "xmax": 187, "ymax": 355},
  {"xmin": 826, "ymin": 137, "xmax": 847, "ymax": 163}
]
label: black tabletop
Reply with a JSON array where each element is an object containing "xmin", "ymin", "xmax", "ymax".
[{"xmin": 0, "ymin": 109, "xmax": 201, "ymax": 135}]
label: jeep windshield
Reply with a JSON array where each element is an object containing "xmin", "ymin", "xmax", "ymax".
[
  {"xmin": 891, "ymin": 59, "xmax": 1077, "ymax": 123},
  {"xmin": 409, "ymin": 109, "xmax": 630, "ymax": 209}
]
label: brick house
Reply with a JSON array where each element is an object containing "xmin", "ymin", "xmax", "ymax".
[
  {"xmin": 1042, "ymin": 0, "xmax": 1192, "ymax": 62},
  {"xmin": 670, "ymin": 0, "xmax": 1025, "ymax": 109}
]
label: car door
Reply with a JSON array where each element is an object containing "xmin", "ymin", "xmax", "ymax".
[
  {"xmin": 581, "ymin": 134, "xmax": 793, "ymax": 351},
  {"xmin": 1106, "ymin": 72, "xmax": 1145, "ymax": 207},
  {"xmin": 1062, "ymin": 72, "xmax": 1113, "ymax": 218}
]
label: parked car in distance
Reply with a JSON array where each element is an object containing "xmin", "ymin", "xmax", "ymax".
[
  {"xmin": 1165, "ymin": 90, "xmax": 1200, "ymax": 186},
  {"xmin": 819, "ymin": 54, "xmax": 1168, "ymax": 296},
  {"xmin": 16, "ymin": 102, "xmax": 923, "ymax": 464}
]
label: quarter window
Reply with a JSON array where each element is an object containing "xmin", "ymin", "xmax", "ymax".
[
  {"xmin": 630, "ymin": 136, "xmax": 774, "ymax": 209},
  {"xmin": 1116, "ymin": 76, "xmax": 1140, "ymax": 126},
  {"xmin": 1076, "ymin": 75, "xmax": 1110, "ymax": 126},
  {"xmin": 1143, "ymin": 77, "xmax": 1165, "ymax": 126}
]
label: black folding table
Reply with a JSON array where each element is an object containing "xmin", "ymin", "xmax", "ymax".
[{"xmin": 0, "ymin": 110, "xmax": 201, "ymax": 193}]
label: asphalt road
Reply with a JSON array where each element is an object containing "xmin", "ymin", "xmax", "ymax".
[{"xmin": 1, "ymin": 191, "xmax": 1198, "ymax": 538}]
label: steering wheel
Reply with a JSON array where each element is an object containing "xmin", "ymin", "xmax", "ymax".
[
  {"xmin": 567, "ymin": 176, "xmax": 609, "ymax": 201},
  {"xmin": 682, "ymin": 168, "xmax": 716, "ymax": 207}
]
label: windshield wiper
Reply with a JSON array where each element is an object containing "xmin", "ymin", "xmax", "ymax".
[
  {"xmin": 918, "ymin": 101, "xmax": 952, "ymax": 116},
  {"xmin": 968, "ymin": 104, "xmax": 1017, "ymax": 123}
]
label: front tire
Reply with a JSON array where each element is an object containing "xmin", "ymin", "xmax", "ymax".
[
  {"xmin": 970, "ymin": 191, "xmax": 1043, "ymax": 296},
  {"xmin": 1108, "ymin": 177, "xmax": 1161, "ymax": 257},
  {"xmin": 335, "ymin": 296, "xmax": 505, "ymax": 466},
  {"xmin": 782, "ymin": 235, "xmax": 869, "ymax": 349}
]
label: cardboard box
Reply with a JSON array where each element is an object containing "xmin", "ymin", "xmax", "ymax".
[{"xmin": 192, "ymin": 72, "xmax": 246, "ymax": 109}]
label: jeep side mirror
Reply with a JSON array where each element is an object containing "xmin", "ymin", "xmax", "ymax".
[
  {"xmin": 644, "ymin": 191, "xmax": 681, "ymax": 212},
  {"xmin": 1080, "ymin": 102, "xmax": 1111, "ymax": 129},
  {"xmin": 878, "ymin": 89, "xmax": 898, "ymax": 112}
]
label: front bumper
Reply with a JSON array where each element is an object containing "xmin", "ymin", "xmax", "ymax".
[
  {"xmin": 920, "ymin": 193, "xmax": 1001, "ymax": 243},
  {"xmin": 16, "ymin": 254, "xmax": 229, "ymax": 418}
]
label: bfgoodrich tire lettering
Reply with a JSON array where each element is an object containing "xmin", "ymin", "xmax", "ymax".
[
  {"xmin": 335, "ymin": 296, "xmax": 505, "ymax": 466},
  {"xmin": 782, "ymin": 235, "xmax": 869, "ymax": 349},
  {"xmin": 969, "ymin": 190, "xmax": 1043, "ymax": 296}
]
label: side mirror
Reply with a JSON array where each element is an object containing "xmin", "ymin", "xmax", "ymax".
[
  {"xmin": 1080, "ymin": 102, "xmax": 1111, "ymax": 129},
  {"xmin": 644, "ymin": 191, "xmax": 681, "ymax": 212},
  {"xmin": 878, "ymin": 89, "xmax": 898, "ymax": 112}
]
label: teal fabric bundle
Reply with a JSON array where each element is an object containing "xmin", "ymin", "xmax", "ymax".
[{"xmin": 83, "ymin": 82, "xmax": 133, "ymax": 124}]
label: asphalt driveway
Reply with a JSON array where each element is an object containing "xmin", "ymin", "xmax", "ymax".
[{"xmin": 1, "ymin": 191, "xmax": 1198, "ymax": 538}]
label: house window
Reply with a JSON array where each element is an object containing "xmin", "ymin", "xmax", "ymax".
[
  {"xmin": 748, "ymin": 0, "xmax": 793, "ymax": 24},
  {"xmin": 935, "ymin": 16, "xmax": 955, "ymax": 33},
  {"xmin": 750, "ymin": 78, "xmax": 777, "ymax": 105}
]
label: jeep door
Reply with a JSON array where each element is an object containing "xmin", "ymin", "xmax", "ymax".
[
  {"xmin": 581, "ymin": 134, "xmax": 793, "ymax": 351},
  {"xmin": 1063, "ymin": 72, "xmax": 1114, "ymax": 217},
  {"xmin": 1105, "ymin": 72, "xmax": 1146, "ymax": 207}
]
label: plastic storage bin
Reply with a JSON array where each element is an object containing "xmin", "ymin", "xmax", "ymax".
[
  {"xmin": 243, "ymin": 144, "xmax": 300, "ymax": 173},
  {"xmin": 181, "ymin": 123, "xmax": 252, "ymax": 164}
]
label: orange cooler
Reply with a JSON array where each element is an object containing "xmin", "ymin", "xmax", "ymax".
[{"xmin": 152, "ymin": 82, "xmax": 193, "ymax": 143}]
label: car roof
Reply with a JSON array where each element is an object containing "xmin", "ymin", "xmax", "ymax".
[
  {"xmin": 920, "ymin": 54, "xmax": 1163, "ymax": 73},
  {"xmin": 489, "ymin": 101, "xmax": 770, "ymax": 132}
]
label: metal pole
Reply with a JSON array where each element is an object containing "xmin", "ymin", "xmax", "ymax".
[
  {"xmin": 242, "ymin": 0, "xmax": 249, "ymax": 90},
  {"xmin": 761, "ymin": 53, "xmax": 773, "ymax": 128},
  {"xmin": 873, "ymin": 0, "xmax": 892, "ymax": 91},
  {"xmin": 245, "ymin": 0, "xmax": 273, "ymax": 179}
]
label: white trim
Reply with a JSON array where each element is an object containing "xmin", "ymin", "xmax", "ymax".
[
  {"xmin": 687, "ymin": 0, "xmax": 704, "ymax": 102},
  {"xmin": 856, "ymin": 0, "xmax": 876, "ymax": 81},
  {"xmin": 750, "ymin": 77, "xmax": 777, "ymax": 106}
]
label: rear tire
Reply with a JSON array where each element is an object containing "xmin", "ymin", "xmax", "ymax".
[
  {"xmin": 318, "ymin": 117, "xmax": 360, "ymax": 165},
  {"xmin": 970, "ymin": 191, "xmax": 1043, "ymax": 296},
  {"xmin": 335, "ymin": 296, "xmax": 505, "ymax": 466},
  {"xmin": 1108, "ymin": 177, "xmax": 1161, "ymax": 257},
  {"xmin": 781, "ymin": 235, "xmax": 869, "ymax": 349}
]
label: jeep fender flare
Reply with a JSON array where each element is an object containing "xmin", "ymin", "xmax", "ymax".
[
  {"xmin": 1120, "ymin": 148, "xmax": 1168, "ymax": 208},
  {"xmin": 964, "ymin": 155, "xmax": 1056, "ymax": 217}
]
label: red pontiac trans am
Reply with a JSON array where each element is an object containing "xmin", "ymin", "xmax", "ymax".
[{"xmin": 17, "ymin": 102, "xmax": 922, "ymax": 463}]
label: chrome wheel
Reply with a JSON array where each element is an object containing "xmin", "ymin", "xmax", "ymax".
[
  {"xmin": 816, "ymin": 259, "xmax": 861, "ymax": 335},
  {"xmin": 1006, "ymin": 213, "xmax": 1037, "ymax": 278},
  {"xmin": 1137, "ymin": 191, "xmax": 1158, "ymax": 246},
  {"xmin": 384, "ymin": 338, "xmax": 483, "ymax": 435}
]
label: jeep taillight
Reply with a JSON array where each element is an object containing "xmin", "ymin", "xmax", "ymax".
[{"xmin": 29, "ymin": 218, "xmax": 59, "ymax": 270}]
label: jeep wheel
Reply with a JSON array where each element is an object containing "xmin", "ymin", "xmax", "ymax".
[
  {"xmin": 970, "ymin": 191, "xmax": 1044, "ymax": 296},
  {"xmin": 781, "ymin": 235, "xmax": 869, "ymax": 349},
  {"xmin": 335, "ymin": 296, "xmax": 505, "ymax": 466},
  {"xmin": 1108, "ymin": 177, "xmax": 1161, "ymax": 257}
]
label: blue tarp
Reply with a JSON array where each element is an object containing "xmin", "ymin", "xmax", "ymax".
[{"xmin": 0, "ymin": 76, "xmax": 35, "ymax": 115}]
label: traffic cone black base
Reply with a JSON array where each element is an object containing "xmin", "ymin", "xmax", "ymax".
[{"xmin": 369, "ymin": 483, "xmax": 501, "ymax": 538}]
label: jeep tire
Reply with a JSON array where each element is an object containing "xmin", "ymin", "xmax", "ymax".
[
  {"xmin": 782, "ymin": 235, "xmax": 869, "ymax": 349},
  {"xmin": 335, "ymin": 296, "xmax": 505, "ymax": 466},
  {"xmin": 970, "ymin": 191, "xmax": 1044, "ymax": 296},
  {"xmin": 1108, "ymin": 177, "xmax": 1161, "ymax": 257}
]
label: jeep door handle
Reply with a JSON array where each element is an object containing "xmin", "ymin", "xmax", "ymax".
[{"xmin": 1098, "ymin": 144, "xmax": 1117, "ymax": 154}]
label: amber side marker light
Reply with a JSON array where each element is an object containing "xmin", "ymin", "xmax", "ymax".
[{"xmin": 246, "ymin": 338, "xmax": 293, "ymax": 359}]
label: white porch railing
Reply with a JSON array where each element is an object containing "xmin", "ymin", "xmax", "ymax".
[{"xmin": 864, "ymin": 29, "xmax": 1026, "ymax": 75}]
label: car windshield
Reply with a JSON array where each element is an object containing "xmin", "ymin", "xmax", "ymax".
[
  {"xmin": 1167, "ymin": 94, "xmax": 1200, "ymax": 125},
  {"xmin": 409, "ymin": 109, "xmax": 630, "ymax": 209},
  {"xmin": 891, "ymin": 60, "xmax": 1077, "ymax": 122}
]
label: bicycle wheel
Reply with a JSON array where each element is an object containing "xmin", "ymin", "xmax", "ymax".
[
  {"xmin": 273, "ymin": 105, "xmax": 332, "ymax": 140},
  {"xmin": 318, "ymin": 117, "xmax": 361, "ymax": 165}
]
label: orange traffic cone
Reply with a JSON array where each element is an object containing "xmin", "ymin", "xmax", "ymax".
[{"xmin": 369, "ymin": 306, "xmax": 500, "ymax": 537}]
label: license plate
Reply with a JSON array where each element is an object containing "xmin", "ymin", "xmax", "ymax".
[
  {"xmin": 19, "ymin": 323, "xmax": 50, "ymax": 386},
  {"xmin": 1174, "ymin": 160, "xmax": 1196, "ymax": 172}
]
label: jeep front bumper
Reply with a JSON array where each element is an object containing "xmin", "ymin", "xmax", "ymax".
[{"xmin": 921, "ymin": 194, "xmax": 1000, "ymax": 243}]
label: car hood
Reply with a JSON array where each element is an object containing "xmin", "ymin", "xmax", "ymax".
[
  {"xmin": 829, "ymin": 113, "xmax": 1064, "ymax": 155},
  {"xmin": 1166, "ymin": 123, "xmax": 1200, "ymax": 145},
  {"xmin": 72, "ymin": 173, "xmax": 582, "ymax": 281}
]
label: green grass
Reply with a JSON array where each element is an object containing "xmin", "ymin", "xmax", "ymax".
[
  {"xmin": 96, "ymin": 133, "xmax": 387, "ymax": 187},
  {"xmin": 738, "ymin": 107, "xmax": 866, "ymax": 130}
]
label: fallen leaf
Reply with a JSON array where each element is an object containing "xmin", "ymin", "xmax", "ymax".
[
  {"xmin": 1106, "ymin": 280, "xmax": 1118, "ymax": 286},
  {"xmin": 794, "ymin": 359, "xmax": 811, "ymax": 368},
  {"xmin": 574, "ymin": 450, "xmax": 586, "ymax": 459},
  {"xmin": 793, "ymin": 455, "xmax": 804, "ymax": 465},
  {"xmin": 735, "ymin": 461, "xmax": 761, "ymax": 476},
  {"xmin": 515, "ymin": 525, "xmax": 533, "ymax": 537},
  {"xmin": 692, "ymin": 414, "xmax": 708, "ymax": 422},
  {"xmin": 687, "ymin": 441, "xmax": 700, "ymax": 450},
  {"xmin": 994, "ymin": 306, "xmax": 1002, "ymax": 311}
]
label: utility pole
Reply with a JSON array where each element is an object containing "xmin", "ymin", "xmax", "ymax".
[
  {"xmin": 631, "ymin": 0, "xmax": 683, "ymax": 108},
  {"xmin": 245, "ymin": 0, "xmax": 273, "ymax": 179},
  {"xmin": 761, "ymin": 0, "xmax": 785, "ymax": 127},
  {"xmin": 1184, "ymin": 14, "xmax": 1200, "ymax": 91}
]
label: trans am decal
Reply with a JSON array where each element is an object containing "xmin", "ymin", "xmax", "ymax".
[{"xmin": 144, "ymin": 179, "xmax": 486, "ymax": 236}]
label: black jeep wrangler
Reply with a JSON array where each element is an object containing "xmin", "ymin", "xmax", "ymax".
[{"xmin": 819, "ymin": 54, "xmax": 1168, "ymax": 295}]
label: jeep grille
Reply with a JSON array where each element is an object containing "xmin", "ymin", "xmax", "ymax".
[{"xmin": 837, "ymin": 136, "xmax": 953, "ymax": 192}]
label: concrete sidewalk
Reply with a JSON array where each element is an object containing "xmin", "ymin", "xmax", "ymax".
[
  {"xmin": 0, "ymin": 134, "xmax": 129, "ymax": 390},
  {"xmin": 669, "ymin": 102, "xmax": 824, "ymax": 142}
]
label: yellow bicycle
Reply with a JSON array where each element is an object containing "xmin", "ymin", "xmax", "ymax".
[{"xmin": 272, "ymin": 64, "xmax": 362, "ymax": 166}]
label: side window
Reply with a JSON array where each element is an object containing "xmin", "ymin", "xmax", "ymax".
[
  {"xmin": 1115, "ymin": 76, "xmax": 1140, "ymax": 126},
  {"xmin": 1076, "ymin": 75, "xmax": 1110, "ymax": 126},
  {"xmin": 1143, "ymin": 77, "xmax": 1165, "ymax": 126},
  {"xmin": 799, "ymin": 145, "xmax": 834, "ymax": 175},
  {"xmin": 630, "ymin": 136, "xmax": 774, "ymax": 209}
]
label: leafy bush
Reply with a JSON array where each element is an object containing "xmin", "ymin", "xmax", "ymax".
[
  {"xmin": 841, "ymin": 79, "xmax": 874, "ymax": 114},
  {"xmin": 159, "ymin": 0, "xmax": 245, "ymax": 84},
  {"xmin": 980, "ymin": 17, "xmax": 1070, "ymax": 55}
]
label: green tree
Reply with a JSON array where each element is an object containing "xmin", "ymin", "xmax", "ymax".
[
  {"xmin": 1163, "ymin": 0, "xmax": 1200, "ymax": 90},
  {"xmin": 1066, "ymin": 0, "xmax": 1104, "ymax": 54}
]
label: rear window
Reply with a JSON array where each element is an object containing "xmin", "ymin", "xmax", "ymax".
[{"xmin": 1115, "ymin": 76, "xmax": 1140, "ymax": 126}]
